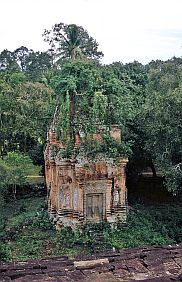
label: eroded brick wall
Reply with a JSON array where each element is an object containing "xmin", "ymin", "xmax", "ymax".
[{"xmin": 44, "ymin": 125, "xmax": 128, "ymax": 228}]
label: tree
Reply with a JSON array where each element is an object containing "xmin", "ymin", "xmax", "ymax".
[
  {"xmin": 3, "ymin": 152, "xmax": 27, "ymax": 199},
  {"xmin": 23, "ymin": 51, "xmax": 53, "ymax": 81},
  {"xmin": 0, "ymin": 71, "xmax": 55, "ymax": 157},
  {"xmin": 43, "ymin": 22, "xmax": 103, "ymax": 61},
  {"xmin": 0, "ymin": 47, "xmax": 53, "ymax": 82},
  {"xmin": 0, "ymin": 160, "xmax": 9, "ymax": 206},
  {"xmin": 140, "ymin": 58, "xmax": 182, "ymax": 193},
  {"xmin": 13, "ymin": 46, "xmax": 31, "ymax": 71},
  {"xmin": 50, "ymin": 59, "xmax": 102, "ymax": 138},
  {"xmin": 142, "ymin": 86, "xmax": 182, "ymax": 193},
  {"xmin": 0, "ymin": 152, "xmax": 37, "ymax": 199},
  {"xmin": 0, "ymin": 49, "xmax": 20, "ymax": 72},
  {"xmin": 49, "ymin": 59, "xmax": 135, "ymax": 159}
]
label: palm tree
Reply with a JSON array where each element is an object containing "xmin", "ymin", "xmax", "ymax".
[{"xmin": 43, "ymin": 22, "xmax": 103, "ymax": 62}]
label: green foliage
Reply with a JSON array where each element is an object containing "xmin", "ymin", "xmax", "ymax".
[
  {"xmin": 0, "ymin": 244, "xmax": 12, "ymax": 262},
  {"xmin": 50, "ymin": 59, "xmax": 101, "ymax": 95},
  {"xmin": 1, "ymin": 40, "xmax": 182, "ymax": 193},
  {"xmin": 83, "ymin": 134, "xmax": 132, "ymax": 159},
  {"xmin": 142, "ymin": 62, "xmax": 182, "ymax": 193},
  {"xmin": 1, "ymin": 29, "xmax": 182, "ymax": 263},
  {"xmin": 49, "ymin": 59, "xmax": 139, "ymax": 159},
  {"xmin": 0, "ymin": 197, "xmax": 54, "ymax": 261},
  {"xmin": 58, "ymin": 140, "xmax": 77, "ymax": 159},
  {"xmin": 0, "ymin": 152, "xmax": 42, "ymax": 200},
  {"xmin": 43, "ymin": 22, "xmax": 103, "ymax": 61},
  {"xmin": 3, "ymin": 152, "xmax": 33, "ymax": 189},
  {"xmin": 88, "ymin": 205, "xmax": 178, "ymax": 249},
  {"xmin": 0, "ymin": 194, "xmax": 181, "ymax": 262},
  {"xmin": 28, "ymin": 143, "xmax": 45, "ymax": 166},
  {"xmin": 23, "ymin": 51, "xmax": 53, "ymax": 82},
  {"xmin": 0, "ymin": 49, "xmax": 20, "ymax": 72},
  {"xmin": 8, "ymin": 72, "xmax": 27, "ymax": 85},
  {"xmin": 100, "ymin": 134, "xmax": 132, "ymax": 158},
  {"xmin": 15, "ymin": 82, "xmax": 55, "ymax": 141},
  {"xmin": 55, "ymin": 204, "xmax": 180, "ymax": 254},
  {"xmin": 164, "ymin": 164, "xmax": 182, "ymax": 194},
  {"xmin": 147, "ymin": 57, "xmax": 182, "ymax": 93},
  {"xmin": 0, "ymin": 47, "xmax": 53, "ymax": 81},
  {"xmin": 56, "ymin": 227, "xmax": 76, "ymax": 248},
  {"xmin": 14, "ymin": 235, "xmax": 44, "ymax": 260},
  {"xmin": 113, "ymin": 207, "xmax": 174, "ymax": 249},
  {"xmin": 0, "ymin": 73, "xmax": 56, "ymax": 155},
  {"xmin": 56, "ymin": 92, "xmax": 71, "ymax": 142},
  {"xmin": 92, "ymin": 91, "xmax": 108, "ymax": 124},
  {"xmin": 4, "ymin": 151, "xmax": 34, "ymax": 174},
  {"xmin": 0, "ymin": 159, "xmax": 9, "ymax": 206}
]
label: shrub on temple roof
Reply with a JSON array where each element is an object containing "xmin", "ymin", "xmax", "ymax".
[{"xmin": 50, "ymin": 58, "xmax": 134, "ymax": 159}]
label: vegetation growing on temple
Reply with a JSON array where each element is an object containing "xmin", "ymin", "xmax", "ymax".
[
  {"xmin": 1, "ymin": 44, "xmax": 181, "ymax": 192},
  {"xmin": 0, "ymin": 22, "xmax": 182, "ymax": 261}
]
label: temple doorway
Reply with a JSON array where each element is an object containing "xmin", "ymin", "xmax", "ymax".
[{"xmin": 86, "ymin": 193, "xmax": 103, "ymax": 222}]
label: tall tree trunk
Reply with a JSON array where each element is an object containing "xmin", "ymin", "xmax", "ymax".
[
  {"xmin": 149, "ymin": 160, "xmax": 157, "ymax": 177},
  {"xmin": 70, "ymin": 91, "xmax": 76, "ymax": 143},
  {"xmin": 13, "ymin": 184, "xmax": 17, "ymax": 199}
]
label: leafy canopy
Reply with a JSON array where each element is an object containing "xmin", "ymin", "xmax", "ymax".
[{"xmin": 43, "ymin": 22, "xmax": 103, "ymax": 61}]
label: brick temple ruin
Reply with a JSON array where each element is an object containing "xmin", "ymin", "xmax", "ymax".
[{"xmin": 44, "ymin": 112, "xmax": 128, "ymax": 228}]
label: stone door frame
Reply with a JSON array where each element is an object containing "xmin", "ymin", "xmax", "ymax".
[{"xmin": 83, "ymin": 179, "xmax": 107, "ymax": 223}]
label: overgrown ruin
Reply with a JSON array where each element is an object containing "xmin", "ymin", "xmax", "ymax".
[{"xmin": 44, "ymin": 92, "xmax": 128, "ymax": 228}]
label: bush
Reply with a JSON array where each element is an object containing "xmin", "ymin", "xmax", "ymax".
[
  {"xmin": 0, "ymin": 244, "xmax": 12, "ymax": 262},
  {"xmin": 164, "ymin": 164, "xmax": 182, "ymax": 194},
  {"xmin": 0, "ymin": 194, "xmax": 181, "ymax": 262},
  {"xmin": 0, "ymin": 160, "xmax": 9, "ymax": 206}
]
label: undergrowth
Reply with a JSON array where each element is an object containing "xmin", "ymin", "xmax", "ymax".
[{"xmin": 0, "ymin": 196, "xmax": 181, "ymax": 262}]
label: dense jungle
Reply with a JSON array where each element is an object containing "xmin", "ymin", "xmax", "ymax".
[{"xmin": 0, "ymin": 23, "xmax": 182, "ymax": 262}]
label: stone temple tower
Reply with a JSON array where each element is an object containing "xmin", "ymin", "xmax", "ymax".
[{"xmin": 44, "ymin": 108, "xmax": 128, "ymax": 229}]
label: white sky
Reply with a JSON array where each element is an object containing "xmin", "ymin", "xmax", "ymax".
[{"xmin": 1, "ymin": 0, "xmax": 182, "ymax": 64}]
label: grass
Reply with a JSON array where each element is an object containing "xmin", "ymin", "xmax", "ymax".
[
  {"xmin": 24, "ymin": 164, "xmax": 41, "ymax": 177},
  {"xmin": 25, "ymin": 163, "xmax": 44, "ymax": 184},
  {"xmin": 27, "ymin": 175, "xmax": 44, "ymax": 184},
  {"xmin": 0, "ymin": 194, "xmax": 182, "ymax": 262}
]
